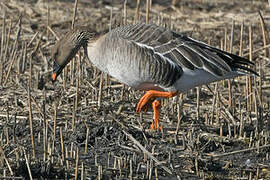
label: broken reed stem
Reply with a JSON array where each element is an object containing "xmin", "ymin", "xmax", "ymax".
[
  {"xmin": 4, "ymin": 49, "xmax": 17, "ymax": 86},
  {"xmin": 75, "ymin": 147, "xmax": 79, "ymax": 180},
  {"xmin": 229, "ymin": 20, "xmax": 235, "ymax": 53},
  {"xmin": 70, "ymin": 143, "xmax": 73, "ymax": 159},
  {"xmin": 22, "ymin": 42, "xmax": 27, "ymax": 74},
  {"xmin": 239, "ymin": 22, "xmax": 244, "ymax": 56},
  {"xmin": 72, "ymin": 96, "xmax": 76, "ymax": 131},
  {"xmin": 65, "ymin": 146, "xmax": 69, "ymax": 169},
  {"xmin": 248, "ymin": 25, "xmax": 253, "ymax": 111},
  {"xmin": 123, "ymin": 0, "xmax": 127, "ymax": 25},
  {"xmin": 227, "ymin": 21, "xmax": 235, "ymax": 108},
  {"xmin": 135, "ymin": 0, "xmax": 141, "ymax": 23},
  {"xmin": 47, "ymin": 26, "xmax": 59, "ymax": 40},
  {"xmin": 23, "ymin": 148, "xmax": 33, "ymax": 180},
  {"xmin": 27, "ymin": 32, "xmax": 39, "ymax": 48},
  {"xmin": 0, "ymin": 11, "xmax": 6, "ymax": 85},
  {"xmin": 81, "ymin": 162, "xmax": 85, "ymax": 180},
  {"xmin": 258, "ymin": 61, "xmax": 262, "ymax": 105},
  {"xmin": 146, "ymin": 0, "xmax": 150, "ymax": 24},
  {"xmin": 60, "ymin": 127, "xmax": 65, "ymax": 162},
  {"xmin": 210, "ymin": 83, "xmax": 218, "ymax": 125},
  {"xmin": 42, "ymin": 100, "xmax": 47, "ymax": 162},
  {"xmin": 3, "ymin": 20, "xmax": 12, "ymax": 68},
  {"xmin": 63, "ymin": 67, "xmax": 67, "ymax": 90},
  {"xmin": 196, "ymin": 87, "xmax": 200, "ymax": 121},
  {"xmin": 195, "ymin": 154, "xmax": 199, "ymax": 176},
  {"xmin": 222, "ymin": 28, "xmax": 227, "ymax": 88},
  {"xmin": 209, "ymin": 144, "xmax": 270, "ymax": 158},
  {"xmin": 4, "ymin": 17, "xmax": 21, "ymax": 86},
  {"xmin": 123, "ymin": 130, "xmax": 172, "ymax": 174},
  {"xmin": 98, "ymin": 72, "xmax": 103, "ymax": 108},
  {"xmin": 85, "ymin": 126, "xmax": 89, "ymax": 154},
  {"xmin": 109, "ymin": 5, "xmax": 113, "ymax": 31},
  {"xmin": 254, "ymin": 91, "xmax": 259, "ymax": 137},
  {"xmin": 53, "ymin": 102, "xmax": 57, "ymax": 139},
  {"xmin": 72, "ymin": 56, "xmax": 80, "ymax": 131},
  {"xmin": 175, "ymin": 102, "xmax": 183, "ymax": 144},
  {"xmin": 75, "ymin": 56, "xmax": 80, "ymax": 110},
  {"xmin": 72, "ymin": 0, "xmax": 79, "ymax": 29},
  {"xmin": 98, "ymin": 165, "xmax": 102, "ymax": 180},
  {"xmin": 224, "ymin": 27, "xmax": 228, "ymax": 51},
  {"xmin": 258, "ymin": 12, "xmax": 268, "ymax": 104},
  {"xmin": 70, "ymin": 59, "xmax": 74, "ymax": 85},
  {"xmin": 0, "ymin": 145, "xmax": 14, "ymax": 176},
  {"xmin": 27, "ymin": 87, "xmax": 35, "ymax": 158},
  {"xmin": 243, "ymin": 43, "xmax": 270, "ymax": 57},
  {"xmin": 46, "ymin": 3, "xmax": 50, "ymax": 39},
  {"xmin": 121, "ymin": 84, "xmax": 125, "ymax": 100},
  {"xmin": 29, "ymin": 55, "xmax": 33, "ymax": 89},
  {"xmin": 259, "ymin": 11, "xmax": 270, "ymax": 57}
]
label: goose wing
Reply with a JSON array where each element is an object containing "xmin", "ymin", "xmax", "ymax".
[{"xmin": 117, "ymin": 23, "xmax": 256, "ymax": 77}]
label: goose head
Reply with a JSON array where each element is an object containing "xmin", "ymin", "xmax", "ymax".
[{"xmin": 51, "ymin": 27, "xmax": 94, "ymax": 82}]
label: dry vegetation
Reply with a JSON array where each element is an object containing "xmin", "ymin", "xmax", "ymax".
[{"xmin": 0, "ymin": 0, "xmax": 270, "ymax": 179}]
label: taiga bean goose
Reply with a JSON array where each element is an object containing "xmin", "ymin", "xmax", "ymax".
[{"xmin": 51, "ymin": 23, "xmax": 257, "ymax": 130}]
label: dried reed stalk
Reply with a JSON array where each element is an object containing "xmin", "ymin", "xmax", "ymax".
[
  {"xmin": 60, "ymin": 127, "xmax": 65, "ymax": 162},
  {"xmin": 248, "ymin": 25, "xmax": 253, "ymax": 111},
  {"xmin": 3, "ymin": 20, "xmax": 12, "ymax": 69},
  {"xmin": 53, "ymin": 102, "xmax": 57, "ymax": 139},
  {"xmin": 81, "ymin": 162, "xmax": 85, "ymax": 180},
  {"xmin": 42, "ymin": 100, "xmax": 47, "ymax": 162},
  {"xmin": 63, "ymin": 67, "xmax": 67, "ymax": 90},
  {"xmin": 72, "ymin": 0, "xmax": 79, "ymax": 29},
  {"xmin": 27, "ymin": 87, "xmax": 35, "ymax": 158},
  {"xmin": 72, "ymin": 97, "xmax": 76, "ymax": 131},
  {"xmin": 239, "ymin": 22, "xmax": 244, "ymax": 58},
  {"xmin": 146, "ymin": 0, "xmax": 150, "ymax": 23},
  {"xmin": 46, "ymin": 3, "xmax": 50, "ymax": 39},
  {"xmin": 227, "ymin": 21, "xmax": 235, "ymax": 108},
  {"xmin": 98, "ymin": 73, "xmax": 103, "ymax": 108},
  {"xmin": 75, "ymin": 56, "xmax": 80, "ymax": 110},
  {"xmin": 258, "ymin": 12, "xmax": 268, "ymax": 104},
  {"xmin": 0, "ymin": 145, "xmax": 13, "ymax": 176},
  {"xmin": 135, "ymin": 0, "xmax": 141, "ymax": 23},
  {"xmin": 123, "ymin": 0, "xmax": 127, "ymax": 25},
  {"xmin": 196, "ymin": 87, "xmax": 200, "ymax": 121},
  {"xmin": 23, "ymin": 148, "xmax": 33, "ymax": 180},
  {"xmin": 0, "ymin": 11, "xmax": 6, "ymax": 85},
  {"xmin": 75, "ymin": 147, "xmax": 79, "ymax": 180},
  {"xmin": 258, "ymin": 11, "xmax": 270, "ymax": 57},
  {"xmin": 85, "ymin": 125, "xmax": 89, "ymax": 154},
  {"xmin": 4, "ymin": 16, "xmax": 21, "ymax": 86}
]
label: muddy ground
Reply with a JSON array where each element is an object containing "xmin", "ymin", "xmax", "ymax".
[{"xmin": 0, "ymin": 0, "xmax": 270, "ymax": 179}]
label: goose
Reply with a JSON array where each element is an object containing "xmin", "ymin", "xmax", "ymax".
[{"xmin": 51, "ymin": 23, "xmax": 257, "ymax": 130}]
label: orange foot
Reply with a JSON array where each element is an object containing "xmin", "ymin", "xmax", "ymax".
[{"xmin": 136, "ymin": 90, "xmax": 178, "ymax": 130}]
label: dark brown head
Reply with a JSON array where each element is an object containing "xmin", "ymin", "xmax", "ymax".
[{"xmin": 51, "ymin": 27, "xmax": 93, "ymax": 82}]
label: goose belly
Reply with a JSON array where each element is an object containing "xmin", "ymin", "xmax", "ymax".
[{"xmin": 173, "ymin": 68, "xmax": 239, "ymax": 92}]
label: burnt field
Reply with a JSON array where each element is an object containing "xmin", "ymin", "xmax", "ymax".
[{"xmin": 0, "ymin": 0, "xmax": 270, "ymax": 179}]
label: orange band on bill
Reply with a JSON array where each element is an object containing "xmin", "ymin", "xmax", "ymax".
[{"xmin": 52, "ymin": 73, "xmax": 57, "ymax": 81}]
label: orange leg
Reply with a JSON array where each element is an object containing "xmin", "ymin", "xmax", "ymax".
[
  {"xmin": 150, "ymin": 100, "xmax": 161, "ymax": 130},
  {"xmin": 136, "ymin": 90, "xmax": 178, "ymax": 130}
]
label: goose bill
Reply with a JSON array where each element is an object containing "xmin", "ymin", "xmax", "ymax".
[{"xmin": 52, "ymin": 61, "xmax": 63, "ymax": 82}]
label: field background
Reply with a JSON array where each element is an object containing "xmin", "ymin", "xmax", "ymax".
[{"xmin": 0, "ymin": 0, "xmax": 270, "ymax": 179}]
